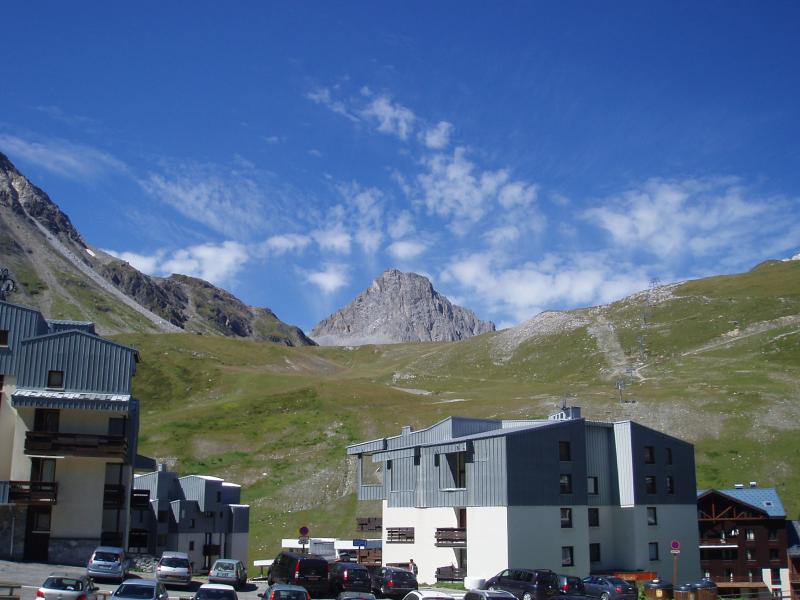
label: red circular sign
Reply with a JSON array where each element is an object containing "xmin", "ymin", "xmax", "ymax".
[
  {"xmin": 671, "ymin": 540, "xmax": 681, "ymax": 550},
  {"xmin": 300, "ymin": 526, "xmax": 309, "ymax": 536}
]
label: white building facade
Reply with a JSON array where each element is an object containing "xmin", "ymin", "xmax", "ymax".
[{"xmin": 348, "ymin": 408, "xmax": 701, "ymax": 585}]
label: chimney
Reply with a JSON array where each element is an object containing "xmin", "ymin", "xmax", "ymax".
[
  {"xmin": 749, "ymin": 481, "xmax": 757, "ymax": 488},
  {"xmin": 734, "ymin": 483, "xmax": 744, "ymax": 489},
  {"xmin": 158, "ymin": 462, "xmax": 168, "ymax": 472},
  {"xmin": 401, "ymin": 425, "xmax": 413, "ymax": 436}
]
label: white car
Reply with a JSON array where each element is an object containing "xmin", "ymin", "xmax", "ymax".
[
  {"xmin": 192, "ymin": 583, "xmax": 239, "ymax": 600},
  {"xmin": 401, "ymin": 591, "xmax": 455, "ymax": 600}
]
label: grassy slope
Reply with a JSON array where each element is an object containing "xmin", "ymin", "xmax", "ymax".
[{"xmin": 116, "ymin": 260, "xmax": 800, "ymax": 562}]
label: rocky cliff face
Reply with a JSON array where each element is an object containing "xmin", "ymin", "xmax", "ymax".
[
  {"xmin": 311, "ymin": 268, "xmax": 495, "ymax": 346},
  {"xmin": 0, "ymin": 152, "xmax": 314, "ymax": 345}
]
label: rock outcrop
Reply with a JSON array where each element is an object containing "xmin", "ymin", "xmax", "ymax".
[{"xmin": 311, "ymin": 268, "xmax": 495, "ymax": 346}]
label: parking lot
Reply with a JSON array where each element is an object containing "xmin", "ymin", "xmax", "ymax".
[{"xmin": 0, "ymin": 561, "xmax": 461, "ymax": 600}]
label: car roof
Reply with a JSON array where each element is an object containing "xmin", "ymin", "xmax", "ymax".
[
  {"xmin": 120, "ymin": 579, "xmax": 157, "ymax": 587},
  {"xmin": 268, "ymin": 584, "xmax": 308, "ymax": 591},
  {"xmin": 94, "ymin": 546, "xmax": 124, "ymax": 552},
  {"xmin": 214, "ymin": 558, "xmax": 239, "ymax": 563},
  {"xmin": 200, "ymin": 584, "xmax": 236, "ymax": 590},
  {"xmin": 46, "ymin": 572, "xmax": 86, "ymax": 578},
  {"xmin": 161, "ymin": 550, "xmax": 190, "ymax": 558}
]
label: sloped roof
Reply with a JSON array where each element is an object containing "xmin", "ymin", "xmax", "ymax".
[{"xmin": 698, "ymin": 487, "xmax": 786, "ymax": 517}]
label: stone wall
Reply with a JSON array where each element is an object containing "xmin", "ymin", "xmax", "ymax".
[
  {"xmin": 49, "ymin": 537, "xmax": 99, "ymax": 566},
  {"xmin": 0, "ymin": 505, "xmax": 26, "ymax": 561}
]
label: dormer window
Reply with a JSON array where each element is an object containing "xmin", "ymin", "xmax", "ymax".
[
  {"xmin": 47, "ymin": 370, "xmax": 64, "ymax": 389},
  {"xmin": 0, "ymin": 329, "xmax": 9, "ymax": 347}
]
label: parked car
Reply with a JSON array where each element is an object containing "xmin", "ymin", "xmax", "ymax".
[
  {"xmin": 268, "ymin": 552, "xmax": 330, "ymax": 596},
  {"xmin": 484, "ymin": 569, "xmax": 559, "ymax": 600},
  {"xmin": 86, "ymin": 546, "xmax": 131, "ymax": 583},
  {"xmin": 556, "ymin": 575, "xmax": 585, "ymax": 596},
  {"xmin": 192, "ymin": 584, "xmax": 239, "ymax": 600},
  {"xmin": 338, "ymin": 593, "xmax": 377, "ymax": 600},
  {"xmin": 111, "ymin": 580, "xmax": 169, "ymax": 600},
  {"xmin": 371, "ymin": 567, "xmax": 418, "ymax": 599},
  {"xmin": 156, "ymin": 551, "xmax": 193, "ymax": 587},
  {"xmin": 38, "ymin": 574, "xmax": 100, "ymax": 600},
  {"xmin": 582, "ymin": 577, "xmax": 636, "ymax": 600},
  {"xmin": 464, "ymin": 590, "xmax": 517, "ymax": 600},
  {"xmin": 400, "ymin": 591, "xmax": 454, "ymax": 600},
  {"xmin": 329, "ymin": 562, "xmax": 372, "ymax": 594},
  {"xmin": 209, "ymin": 559, "xmax": 248, "ymax": 589},
  {"xmin": 261, "ymin": 584, "xmax": 312, "ymax": 600}
]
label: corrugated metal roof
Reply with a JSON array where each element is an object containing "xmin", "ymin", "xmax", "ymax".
[
  {"xmin": 11, "ymin": 388, "xmax": 132, "ymax": 412},
  {"xmin": 697, "ymin": 488, "xmax": 786, "ymax": 517}
]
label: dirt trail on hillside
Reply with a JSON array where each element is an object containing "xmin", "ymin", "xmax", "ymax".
[
  {"xmin": 587, "ymin": 314, "xmax": 634, "ymax": 380},
  {"xmin": 682, "ymin": 314, "xmax": 800, "ymax": 356}
]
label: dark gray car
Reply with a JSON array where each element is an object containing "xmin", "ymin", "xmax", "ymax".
[
  {"xmin": 484, "ymin": 569, "xmax": 559, "ymax": 600},
  {"xmin": 582, "ymin": 577, "xmax": 636, "ymax": 600},
  {"xmin": 111, "ymin": 580, "xmax": 170, "ymax": 600}
]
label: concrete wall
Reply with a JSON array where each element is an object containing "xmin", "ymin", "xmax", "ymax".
[
  {"xmin": 229, "ymin": 531, "xmax": 248, "ymax": 564},
  {"xmin": 51, "ymin": 457, "xmax": 108, "ymax": 538},
  {"xmin": 467, "ymin": 506, "xmax": 509, "ymax": 581},
  {"xmin": 507, "ymin": 505, "xmax": 590, "ymax": 576},
  {"xmin": 9, "ymin": 406, "xmax": 31, "ymax": 481},
  {"xmin": 382, "ymin": 501, "xmax": 461, "ymax": 584},
  {"xmin": 0, "ymin": 377, "xmax": 18, "ymax": 480}
]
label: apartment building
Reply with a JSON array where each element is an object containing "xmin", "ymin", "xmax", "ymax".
[
  {"xmin": 697, "ymin": 485, "xmax": 789, "ymax": 594},
  {"xmin": 0, "ymin": 300, "xmax": 141, "ymax": 565},
  {"xmin": 129, "ymin": 467, "xmax": 249, "ymax": 571},
  {"xmin": 347, "ymin": 406, "xmax": 701, "ymax": 584}
]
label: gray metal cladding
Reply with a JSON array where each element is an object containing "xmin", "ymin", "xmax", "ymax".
[
  {"xmin": 450, "ymin": 417, "xmax": 501, "ymax": 437},
  {"xmin": 629, "ymin": 421, "xmax": 696, "ymax": 504},
  {"xmin": 347, "ymin": 438, "xmax": 387, "ymax": 455},
  {"xmin": 506, "ymin": 419, "xmax": 587, "ymax": 506},
  {"xmin": 230, "ymin": 504, "xmax": 250, "ymax": 533},
  {"xmin": 221, "ymin": 484, "xmax": 241, "ymax": 505},
  {"xmin": 613, "ymin": 422, "xmax": 635, "ymax": 506},
  {"xmin": 16, "ymin": 331, "xmax": 137, "ymax": 394},
  {"xmin": 0, "ymin": 301, "xmax": 48, "ymax": 373},
  {"xmin": 468, "ymin": 436, "xmax": 507, "ymax": 506},
  {"xmin": 585, "ymin": 424, "xmax": 620, "ymax": 506},
  {"xmin": 178, "ymin": 475, "xmax": 218, "ymax": 511}
]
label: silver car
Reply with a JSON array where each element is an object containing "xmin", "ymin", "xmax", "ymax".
[
  {"xmin": 87, "ymin": 545, "xmax": 131, "ymax": 582},
  {"xmin": 156, "ymin": 551, "xmax": 193, "ymax": 587},
  {"xmin": 112, "ymin": 580, "xmax": 169, "ymax": 600},
  {"xmin": 38, "ymin": 574, "xmax": 100, "ymax": 600}
]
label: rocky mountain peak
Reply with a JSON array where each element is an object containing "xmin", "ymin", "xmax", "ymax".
[{"xmin": 311, "ymin": 269, "xmax": 495, "ymax": 346}]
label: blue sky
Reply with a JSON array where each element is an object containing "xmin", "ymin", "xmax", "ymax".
[{"xmin": 2, "ymin": 1, "xmax": 799, "ymax": 332}]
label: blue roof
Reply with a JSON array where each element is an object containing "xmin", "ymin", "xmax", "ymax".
[{"xmin": 698, "ymin": 487, "xmax": 786, "ymax": 517}]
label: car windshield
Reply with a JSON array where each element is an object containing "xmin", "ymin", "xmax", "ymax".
[
  {"xmin": 214, "ymin": 562, "xmax": 235, "ymax": 571},
  {"xmin": 93, "ymin": 552, "xmax": 120, "ymax": 562},
  {"xmin": 195, "ymin": 589, "xmax": 237, "ymax": 600},
  {"xmin": 114, "ymin": 585, "xmax": 154, "ymax": 599},
  {"xmin": 43, "ymin": 578, "xmax": 83, "ymax": 591},
  {"xmin": 270, "ymin": 591, "xmax": 307, "ymax": 600},
  {"xmin": 392, "ymin": 572, "xmax": 415, "ymax": 582},
  {"xmin": 607, "ymin": 578, "xmax": 627, "ymax": 586},
  {"xmin": 161, "ymin": 557, "xmax": 189, "ymax": 568}
]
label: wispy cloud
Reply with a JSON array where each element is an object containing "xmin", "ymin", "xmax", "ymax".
[
  {"xmin": 105, "ymin": 241, "xmax": 251, "ymax": 286},
  {"xmin": 0, "ymin": 134, "xmax": 127, "ymax": 180},
  {"xmin": 387, "ymin": 239, "xmax": 427, "ymax": 260},
  {"xmin": 312, "ymin": 226, "xmax": 352, "ymax": 254},
  {"xmin": 263, "ymin": 233, "xmax": 311, "ymax": 255},
  {"xmin": 422, "ymin": 121, "xmax": 453, "ymax": 150},
  {"xmin": 35, "ymin": 105, "xmax": 100, "ymax": 129},
  {"xmin": 304, "ymin": 262, "xmax": 349, "ymax": 294},
  {"xmin": 360, "ymin": 95, "xmax": 416, "ymax": 140},
  {"xmin": 307, "ymin": 87, "xmax": 360, "ymax": 122}
]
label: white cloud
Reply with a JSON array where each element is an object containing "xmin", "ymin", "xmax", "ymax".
[
  {"xmin": 305, "ymin": 263, "xmax": 349, "ymax": 294},
  {"xmin": 263, "ymin": 135, "xmax": 283, "ymax": 144},
  {"xmin": 264, "ymin": 233, "xmax": 311, "ymax": 255},
  {"xmin": 308, "ymin": 149, "xmax": 323, "ymax": 157},
  {"xmin": 105, "ymin": 241, "xmax": 250, "ymax": 286},
  {"xmin": 337, "ymin": 183, "xmax": 385, "ymax": 254},
  {"xmin": 312, "ymin": 226, "xmax": 352, "ymax": 254},
  {"xmin": 387, "ymin": 239, "xmax": 428, "ymax": 260},
  {"xmin": 498, "ymin": 181, "xmax": 538, "ymax": 208},
  {"xmin": 422, "ymin": 121, "xmax": 454, "ymax": 150},
  {"xmin": 388, "ymin": 210, "xmax": 416, "ymax": 239},
  {"xmin": 484, "ymin": 225, "xmax": 521, "ymax": 246},
  {"xmin": 0, "ymin": 134, "xmax": 127, "ymax": 180},
  {"xmin": 141, "ymin": 166, "xmax": 267, "ymax": 238},
  {"xmin": 360, "ymin": 95, "xmax": 416, "ymax": 140},
  {"xmin": 306, "ymin": 87, "xmax": 360, "ymax": 122}
]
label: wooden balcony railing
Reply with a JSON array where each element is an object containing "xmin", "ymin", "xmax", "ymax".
[
  {"xmin": 435, "ymin": 527, "xmax": 467, "ymax": 547},
  {"xmin": 25, "ymin": 431, "xmax": 127, "ymax": 459},
  {"xmin": 6, "ymin": 481, "xmax": 58, "ymax": 505},
  {"xmin": 436, "ymin": 565, "xmax": 467, "ymax": 582},
  {"xmin": 203, "ymin": 544, "xmax": 221, "ymax": 556},
  {"xmin": 357, "ymin": 517, "xmax": 383, "ymax": 532},
  {"xmin": 699, "ymin": 538, "xmax": 739, "ymax": 546},
  {"xmin": 386, "ymin": 527, "xmax": 415, "ymax": 543},
  {"xmin": 357, "ymin": 548, "xmax": 382, "ymax": 566},
  {"xmin": 103, "ymin": 484, "xmax": 126, "ymax": 508},
  {"xmin": 704, "ymin": 575, "xmax": 764, "ymax": 584}
]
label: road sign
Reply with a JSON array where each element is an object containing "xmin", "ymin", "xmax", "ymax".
[
  {"xmin": 670, "ymin": 549, "xmax": 681, "ymax": 555},
  {"xmin": 300, "ymin": 526, "xmax": 310, "ymax": 536},
  {"xmin": 353, "ymin": 539, "xmax": 368, "ymax": 547},
  {"xmin": 671, "ymin": 540, "xmax": 681, "ymax": 551}
]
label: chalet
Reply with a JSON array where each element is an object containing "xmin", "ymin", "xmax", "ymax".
[
  {"xmin": 0, "ymin": 300, "xmax": 142, "ymax": 565},
  {"xmin": 697, "ymin": 485, "xmax": 789, "ymax": 595},
  {"xmin": 347, "ymin": 406, "xmax": 702, "ymax": 584}
]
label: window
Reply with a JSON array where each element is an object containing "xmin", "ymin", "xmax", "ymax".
[
  {"xmin": 561, "ymin": 546, "xmax": 574, "ymax": 567},
  {"xmin": 649, "ymin": 542, "xmax": 659, "ymax": 561},
  {"xmin": 666, "ymin": 447, "xmax": 673, "ymax": 464},
  {"xmin": 647, "ymin": 507, "xmax": 658, "ymax": 526},
  {"xmin": 769, "ymin": 548, "xmax": 780, "ymax": 561},
  {"xmin": 443, "ymin": 452, "xmax": 467, "ymax": 489},
  {"xmin": 190, "ymin": 518, "xmax": 195, "ymax": 529},
  {"xmin": 645, "ymin": 476, "xmax": 657, "ymax": 494},
  {"xmin": 746, "ymin": 529, "xmax": 755, "ymax": 541},
  {"xmin": 560, "ymin": 474, "xmax": 573, "ymax": 494},
  {"xmin": 217, "ymin": 491, "xmax": 222, "ymax": 502},
  {"xmin": 189, "ymin": 540, "xmax": 195, "ymax": 551},
  {"xmin": 768, "ymin": 529, "xmax": 778, "ymax": 541},
  {"xmin": 561, "ymin": 508, "xmax": 573, "ymax": 528},
  {"xmin": 745, "ymin": 548, "xmax": 755, "ymax": 561},
  {"xmin": 0, "ymin": 329, "xmax": 8, "ymax": 347},
  {"xmin": 644, "ymin": 446, "xmax": 655, "ymax": 464},
  {"xmin": 666, "ymin": 475, "xmax": 675, "ymax": 494},
  {"xmin": 559, "ymin": 441, "xmax": 571, "ymax": 461},
  {"xmin": 588, "ymin": 507, "xmax": 599, "ymax": 527},
  {"xmin": 47, "ymin": 370, "xmax": 64, "ymax": 389},
  {"xmin": 588, "ymin": 476, "xmax": 598, "ymax": 495},
  {"xmin": 590, "ymin": 543, "xmax": 601, "ymax": 563}
]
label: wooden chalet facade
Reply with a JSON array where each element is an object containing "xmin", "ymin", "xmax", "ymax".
[{"xmin": 698, "ymin": 486, "xmax": 789, "ymax": 595}]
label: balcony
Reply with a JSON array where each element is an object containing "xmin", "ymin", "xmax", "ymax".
[
  {"xmin": 386, "ymin": 527, "xmax": 415, "ymax": 544},
  {"xmin": 435, "ymin": 527, "xmax": 467, "ymax": 547},
  {"xmin": 131, "ymin": 489, "xmax": 151, "ymax": 509},
  {"xmin": 357, "ymin": 517, "xmax": 383, "ymax": 532},
  {"xmin": 203, "ymin": 544, "xmax": 221, "ymax": 556},
  {"xmin": 25, "ymin": 431, "xmax": 127, "ymax": 459},
  {"xmin": 103, "ymin": 484, "xmax": 127, "ymax": 508},
  {"xmin": 5, "ymin": 481, "xmax": 58, "ymax": 505},
  {"xmin": 699, "ymin": 538, "xmax": 740, "ymax": 547}
]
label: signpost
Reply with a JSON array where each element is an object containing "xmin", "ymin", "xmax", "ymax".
[
  {"xmin": 299, "ymin": 526, "xmax": 310, "ymax": 554},
  {"xmin": 671, "ymin": 540, "xmax": 681, "ymax": 584}
]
